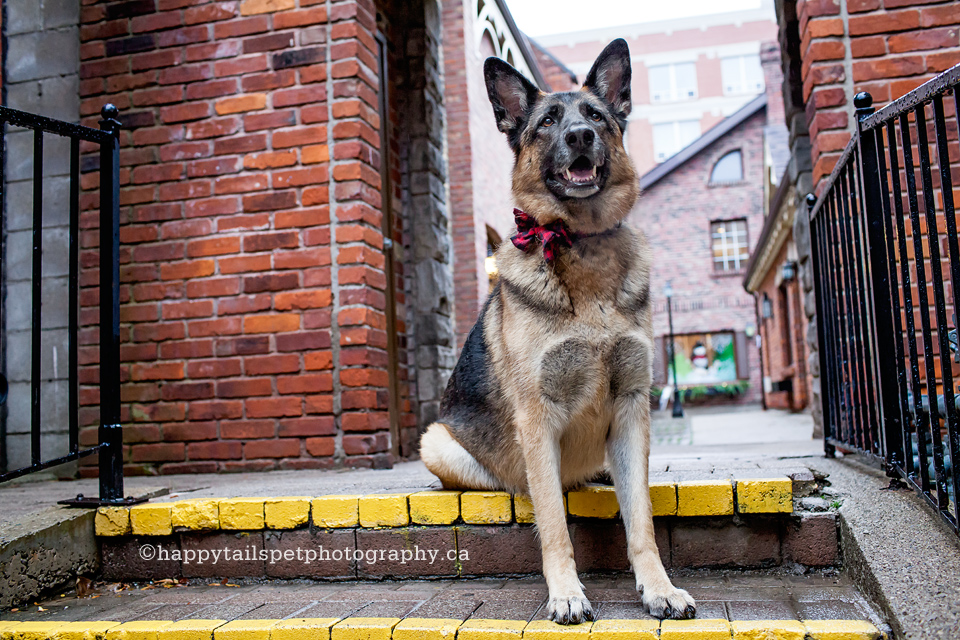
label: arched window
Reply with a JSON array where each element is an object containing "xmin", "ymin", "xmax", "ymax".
[{"xmin": 710, "ymin": 150, "xmax": 743, "ymax": 184}]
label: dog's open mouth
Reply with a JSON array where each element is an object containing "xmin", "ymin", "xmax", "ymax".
[{"xmin": 559, "ymin": 156, "xmax": 600, "ymax": 188}]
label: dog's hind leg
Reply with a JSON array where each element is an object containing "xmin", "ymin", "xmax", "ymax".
[
  {"xmin": 608, "ymin": 390, "xmax": 696, "ymax": 620},
  {"xmin": 419, "ymin": 422, "xmax": 502, "ymax": 490}
]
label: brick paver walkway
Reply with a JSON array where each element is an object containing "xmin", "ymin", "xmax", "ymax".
[{"xmin": 2, "ymin": 572, "xmax": 883, "ymax": 627}]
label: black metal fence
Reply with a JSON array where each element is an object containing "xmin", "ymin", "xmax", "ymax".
[
  {"xmin": 0, "ymin": 104, "xmax": 138, "ymax": 506},
  {"xmin": 809, "ymin": 63, "xmax": 960, "ymax": 534}
]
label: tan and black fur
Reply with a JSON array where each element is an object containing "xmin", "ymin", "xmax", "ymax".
[{"xmin": 419, "ymin": 39, "xmax": 696, "ymax": 625}]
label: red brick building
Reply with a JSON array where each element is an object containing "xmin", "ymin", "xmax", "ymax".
[
  {"xmin": 743, "ymin": 42, "xmax": 812, "ymax": 413},
  {"xmin": 540, "ymin": 2, "xmax": 778, "ymax": 176},
  {"xmin": 536, "ymin": 6, "xmax": 787, "ymax": 408},
  {"xmin": 627, "ymin": 95, "xmax": 773, "ymax": 406},
  {"xmin": 0, "ymin": 0, "xmax": 565, "ymax": 476},
  {"xmin": 743, "ymin": 181, "xmax": 813, "ymax": 412},
  {"xmin": 750, "ymin": 0, "xmax": 960, "ymax": 432},
  {"xmin": 443, "ymin": 0, "xmax": 576, "ymax": 345}
]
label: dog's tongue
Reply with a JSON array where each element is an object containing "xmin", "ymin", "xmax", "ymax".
[{"xmin": 570, "ymin": 167, "xmax": 593, "ymax": 182}]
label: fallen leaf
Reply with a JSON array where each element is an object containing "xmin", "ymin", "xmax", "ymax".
[{"xmin": 77, "ymin": 576, "xmax": 93, "ymax": 598}]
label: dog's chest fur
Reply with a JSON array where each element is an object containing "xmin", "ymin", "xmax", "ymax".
[
  {"xmin": 481, "ymin": 227, "xmax": 653, "ymax": 487},
  {"xmin": 497, "ymin": 226, "xmax": 651, "ymax": 349}
]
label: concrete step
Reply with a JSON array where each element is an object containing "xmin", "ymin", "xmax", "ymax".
[
  {"xmin": 0, "ymin": 574, "xmax": 889, "ymax": 639},
  {"xmin": 94, "ymin": 480, "xmax": 839, "ymax": 581}
]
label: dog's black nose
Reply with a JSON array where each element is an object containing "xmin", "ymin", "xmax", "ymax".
[{"xmin": 565, "ymin": 125, "xmax": 594, "ymax": 151}]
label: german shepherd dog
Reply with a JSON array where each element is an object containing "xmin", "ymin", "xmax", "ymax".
[{"xmin": 419, "ymin": 39, "xmax": 696, "ymax": 625}]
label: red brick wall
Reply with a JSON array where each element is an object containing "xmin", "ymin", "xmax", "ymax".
[
  {"xmin": 629, "ymin": 109, "xmax": 768, "ymax": 404},
  {"xmin": 77, "ymin": 0, "xmax": 402, "ymax": 474},
  {"xmin": 798, "ymin": 0, "xmax": 960, "ymax": 188},
  {"xmin": 443, "ymin": 0, "xmax": 519, "ymax": 347},
  {"xmin": 442, "ymin": 0, "xmax": 477, "ymax": 347},
  {"xmin": 756, "ymin": 240, "xmax": 811, "ymax": 411}
]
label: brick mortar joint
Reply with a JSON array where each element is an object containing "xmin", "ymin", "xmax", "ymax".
[
  {"xmin": 839, "ymin": 0, "xmax": 857, "ymax": 149},
  {"xmin": 325, "ymin": 0, "xmax": 344, "ymax": 463}
]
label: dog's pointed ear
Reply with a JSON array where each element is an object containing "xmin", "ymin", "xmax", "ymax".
[
  {"xmin": 484, "ymin": 57, "xmax": 541, "ymax": 140},
  {"xmin": 583, "ymin": 38, "xmax": 632, "ymax": 125}
]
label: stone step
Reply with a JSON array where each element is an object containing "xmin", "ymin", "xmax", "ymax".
[
  {"xmin": 0, "ymin": 575, "xmax": 889, "ymax": 639},
  {"xmin": 94, "ymin": 481, "xmax": 838, "ymax": 581}
]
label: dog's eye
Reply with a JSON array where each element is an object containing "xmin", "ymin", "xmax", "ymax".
[
  {"xmin": 541, "ymin": 116, "xmax": 554, "ymax": 128},
  {"xmin": 590, "ymin": 110, "xmax": 603, "ymax": 122}
]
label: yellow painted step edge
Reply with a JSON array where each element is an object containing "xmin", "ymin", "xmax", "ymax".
[
  {"xmin": 0, "ymin": 619, "xmax": 882, "ymax": 640},
  {"xmin": 95, "ymin": 479, "xmax": 795, "ymax": 536}
]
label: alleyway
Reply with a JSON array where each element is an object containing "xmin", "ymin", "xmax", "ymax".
[{"xmin": 651, "ymin": 405, "xmax": 820, "ymax": 456}]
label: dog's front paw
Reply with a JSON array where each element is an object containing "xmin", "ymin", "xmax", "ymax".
[
  {"xmin": 640, "ymin": 585, "xmax": 696, "ymax": 620},
  {"xmin": 547, "ymin": 594, "xmax": 595, "ymax": 625}
]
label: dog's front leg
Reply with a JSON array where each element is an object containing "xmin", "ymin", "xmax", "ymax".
[
  {"xmin": 608, "ymin": 392, "xmax": 696, "ymax": 619},
  {"xmin": 517, "ymin": 405, "xmax": 593, "ymax": 625}
]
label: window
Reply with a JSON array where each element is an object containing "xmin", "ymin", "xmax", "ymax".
[
  {"xmin": 711, "ymin": 219, "xmax": 749, "ymax": 272},
  {"xmin": 710, "ymin": 150, "xmax": 743, "ymax": 184},
  {"xmin": 721, "ymin": 54, "xmax": 764, "ymax": 95},
  {"xmin": 649, "ymin": 62, "xmax": 697, "ymax": 103},
  {"xmin": 652, "ymin": 120, "xmax": 701, "ymax": 163}
]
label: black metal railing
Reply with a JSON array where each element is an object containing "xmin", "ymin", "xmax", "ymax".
[
  {"xmin": 0, "ymin": 104, "xmax": 140, "ymax": 506},
  {"xmin": 809, "ymin": 63, "xmax": 960, "ymax": 534}
]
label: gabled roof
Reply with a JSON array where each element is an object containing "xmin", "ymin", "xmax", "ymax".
[
  {"xmin": 527, "ymin": 37, "xmax": 579, "ymax": 87},
  {"xmin": 491, "ymin": 0, "xmax": 550, "ymax": 91},
  {"xmin": 639, "ymin": 93, "xmax": 767, "ymax": 191}
]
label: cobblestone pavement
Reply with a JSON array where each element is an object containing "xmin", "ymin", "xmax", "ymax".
[{"xmin": 1, "ymin": 572, "xmax": 884, "ymax": 627}]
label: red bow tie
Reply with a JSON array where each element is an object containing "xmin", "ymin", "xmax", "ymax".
[{"xmin": 511, "ymin": 209, "xmax": 581, "ymax": 263}]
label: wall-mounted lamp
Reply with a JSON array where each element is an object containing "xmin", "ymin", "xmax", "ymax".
[
  {"xmin": 761, "ymin": 293, "xmax": 773, "ymax": 319},
  {"xmin": 781, "ymin": 260, "xmax": 797, "ymax": 282}
]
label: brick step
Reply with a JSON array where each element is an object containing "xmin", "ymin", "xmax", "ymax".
[
  {"xmin": 0, "ymin": 618, "xmax": 886, "ymax": 640},
  {"xmin": 96, "ymin": 479, "xmax": 796, "ymax": 534},
  {"xmin": 94, "ymin": 480, "xmax": 838, "ymax": 581},
  {"xmin": 0, "ymin": 574, "xmax": 887, "ymax": 638}
]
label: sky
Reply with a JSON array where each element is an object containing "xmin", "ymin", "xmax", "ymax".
[{"xmin": 507, "ymin": 0, "xmax": 763, "ymax": 37}]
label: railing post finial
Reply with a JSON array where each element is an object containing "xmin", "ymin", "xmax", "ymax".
[
  {"xmin": 806, "ymin": 193, "xmax": 817, "ymax": 212},
  {"xmin": 854, "ymin": 91, "xmax": 874, "ymax": 120},
  {"xmin": 99, "ymin": 104, "xmax": 120, "ymax": 136}
]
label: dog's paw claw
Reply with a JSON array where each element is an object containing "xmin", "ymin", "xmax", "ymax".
[
  {"xmin": 547, "ymin": 595, "xmax": 594, "ymax": 625},
  {"xmin": 642, "ymin": 587, "xmax": 696, "ymax": 620}
]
